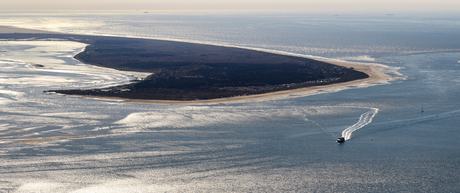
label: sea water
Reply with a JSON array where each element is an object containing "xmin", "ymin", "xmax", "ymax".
[{"xmin": 0, "ymin": 12, "xmax": 460, "ymax": 192}]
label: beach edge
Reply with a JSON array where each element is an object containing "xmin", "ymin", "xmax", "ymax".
[{"xmin": 0, "ymin": 25, "xmax": 392, "ymax": 105}]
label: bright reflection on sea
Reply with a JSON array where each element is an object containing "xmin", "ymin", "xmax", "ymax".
[{"xmin": 0, "ymin": 12, "xmax": 460, "ymax": 192}]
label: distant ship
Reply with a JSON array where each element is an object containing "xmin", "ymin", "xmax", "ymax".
[{"xmin": 337, "ymin": 137, "xmax": 345, "ymax": 143}]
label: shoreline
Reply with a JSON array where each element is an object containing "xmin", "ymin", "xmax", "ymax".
[
  {"xmin": 1, "ymin": 25, "xmax": 393, "ymax": 105},
  {"xmin": 66, "ymin": 60, "xmax": 391, "ymax": 105}
]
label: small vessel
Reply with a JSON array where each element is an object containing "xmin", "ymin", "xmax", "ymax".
[
  {"xmin": 421, "ymin": 107, "xmax": 424, "ymax": 113},
  {"xmin": 337, "ymin": 137, "xmax": 345, "ymax": 143}
]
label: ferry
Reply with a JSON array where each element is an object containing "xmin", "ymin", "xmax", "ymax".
[{"xmin": 337, "ymin": 137, "xmax": 345, "ymax": 143}]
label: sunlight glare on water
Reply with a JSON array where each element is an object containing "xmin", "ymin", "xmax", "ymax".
[{"xmin": 0, "ymin": 12, "xmax": 460, "ymax": 192}]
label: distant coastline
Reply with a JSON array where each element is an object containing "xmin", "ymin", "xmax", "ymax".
[
  {"xmin": 0, "ymin": 25, "xmax": 63, "ymax": 34},
  {"xmin": 0, "ymin": 25, "xmax": 390, "ymax": 104}
]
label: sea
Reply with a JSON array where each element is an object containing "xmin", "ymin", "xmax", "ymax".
[{"xmin": 0, "ymin": 11, "xmax": 460, "ymax": 192}]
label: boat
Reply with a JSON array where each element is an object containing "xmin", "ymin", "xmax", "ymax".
[{"xmin": 337, "ymin": 137, "xmax": 345, "ymax": 143}]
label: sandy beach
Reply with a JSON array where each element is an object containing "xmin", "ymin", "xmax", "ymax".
[
  {"xmin": 126, "ymin": 61, "xmax": 390, "ymax": 105},
  {"xmin": 70, "ymin": 59, "xmax": 391, "ymax": 105},
  {"xmin": 1, "ymin": 25, "xmax": 392, "ymax": 105}
]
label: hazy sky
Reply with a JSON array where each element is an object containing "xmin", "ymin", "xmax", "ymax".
[{"xmin": 1, "ymin": 0, "xmax": 459, "ymax": 13}]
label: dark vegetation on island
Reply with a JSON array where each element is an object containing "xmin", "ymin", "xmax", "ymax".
[{"xmin": 0, "ymin": 33, "xmax": 369, "ymax": 100}]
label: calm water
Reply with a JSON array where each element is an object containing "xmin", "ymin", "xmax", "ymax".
[{"xmin": 0, "ymin": 12, "xmax": 460, "ymax": 192}]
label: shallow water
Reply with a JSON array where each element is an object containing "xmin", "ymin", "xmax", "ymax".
[{"xmin": 0, "ymin": 12, "xmax": 460, "ymax": 192}]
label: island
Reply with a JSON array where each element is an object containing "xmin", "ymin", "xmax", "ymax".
[{"xmin": 0, "ymin": 26, "xmax": 377, "ymax": 103}]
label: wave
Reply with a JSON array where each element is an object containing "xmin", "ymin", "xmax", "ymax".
[{"xmin": 342, "ymin": 108, "xmax": 379, "ymax": 140}]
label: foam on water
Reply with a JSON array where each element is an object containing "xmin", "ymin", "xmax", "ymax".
[
  {"xmin": 113, "ymin": 105, "xmax": 368, "ymax": 136},
  {"xmin": 2, "ymin": 12, "xmax": 460, "ymax": 192},
  {"xmin": 0, "ymin": 32, "xmax": 395, "ymax": 146},
  {"xmin": 342, "ymin": 108, "xmax": 379, "ymax": 140}
]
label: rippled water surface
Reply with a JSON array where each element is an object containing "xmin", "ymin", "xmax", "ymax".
[{"xmin": 0, "ymin": 12, "xmax": 460, "ymax": 192}]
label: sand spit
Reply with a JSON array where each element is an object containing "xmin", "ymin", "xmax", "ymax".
[
  {"xmin": 67, "ymin": 60, "xmax": 392, "ymax": 105},
  {"xmin": 1, "ymin": 25, "xmax": 393, "ymax": 105}
]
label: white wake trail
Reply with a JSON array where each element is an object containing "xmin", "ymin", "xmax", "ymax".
[{"xmin": 342, "ymin": 108, "xmax": 379, "ymax": 140}]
